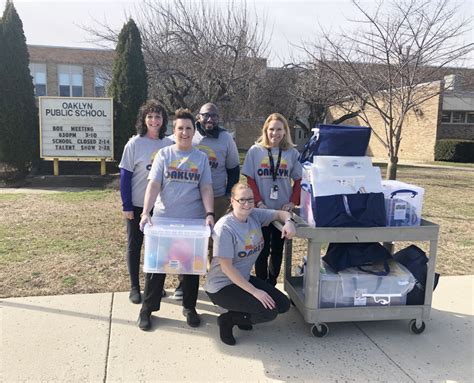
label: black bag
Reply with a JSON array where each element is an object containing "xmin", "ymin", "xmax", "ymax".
[
  {"xmin": 393, "ymin": 245, "xmax": 440, "ymax": 305},
  {"xmin": 323, "ymin": 242, "xmax": 393, "ymax": 275},
  {"xmin": 299, "ymin": 124, "xmax": 371, "ymax": 163},
  {"xmin": 314, "ymin": 192, "xmax": 387, "ymax": 228}
]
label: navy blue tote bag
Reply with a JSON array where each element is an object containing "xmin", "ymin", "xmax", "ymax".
[
  {"xmin": 314, "ymin": 192, "xmax": 386, "ymax": 228},
  {"xmin": 299, "ymin": 124, "xmax": 371, "ymax": 163}
]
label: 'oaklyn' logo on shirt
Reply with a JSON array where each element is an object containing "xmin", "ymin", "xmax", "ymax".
[
  {"xmin": 146, "ymin": 150, "xmax": 160, "ymax": 171},
  {"xmin": 256, "ymin": 157, "xmax": 289, "ymax": 178},
  {"xmin": 164, "ymin": 157, "xmax": 201, "ymax": 183},
  {"xmin": 196, "ymin": 145, "xmax": 218, "ymax": 169},
  {"xmin": 237, "ymin": 230, "xmax": 264, "ymax": 258}
]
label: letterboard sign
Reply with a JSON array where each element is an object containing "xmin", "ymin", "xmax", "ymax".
[{"xmin": 39, "ymin": 97, "xmax": 114, "ymax": 159}]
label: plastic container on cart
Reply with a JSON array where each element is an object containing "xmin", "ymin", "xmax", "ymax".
[
  {"xmin": 301, "ymin": 259, "xmax": 414, "ymax": 308},
  {"xmin": 382, "ymin": 180, "xmax": 424, "ymax": 226},
  {"xmin": 143, "ymin": 218, "xmax": 211, "ymax": 275},
  {"xmin": 278, "ymin": 217, "xmax": 439, "ymax": 337}
]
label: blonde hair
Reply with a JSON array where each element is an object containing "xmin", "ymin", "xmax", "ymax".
[
  {"xmin": 256, "ymin": 113, "xmax": 295, "ymax": 150},
  {"xmin": 226, "ymin": 182, "xmax": 253, "ymax": 213}
]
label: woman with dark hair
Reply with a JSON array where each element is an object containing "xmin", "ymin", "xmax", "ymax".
[
  {"xmin": 119, "ymin": 100, "xmax": 172, "ymax": 304},
  {"xmin": 137, "ymin": 108, "xmax": 214, "ymax": 331},
  {"xmin": 242, "ymin": 113, "xmax": 302, "ymax": 286},
  {"xmin": 205, "ymin": 182, "xmax": 295, "ymax": 345}
]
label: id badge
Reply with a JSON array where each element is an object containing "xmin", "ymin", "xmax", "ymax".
[{"xmin": 269, "ymin": 185, "xmax": 279, "ymax": 200}]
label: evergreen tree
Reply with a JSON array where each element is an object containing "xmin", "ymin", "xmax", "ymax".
[
  {"xmin": 108, "ymin": 18, "xmax": 148, "ymax": 160},
  {"xmin": 0, "ymin": 0, "xmax": 38, "ymax": 175}
]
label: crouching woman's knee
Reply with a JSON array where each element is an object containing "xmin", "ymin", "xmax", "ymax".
[{"xmin": 278, "ymin": 296, "xmax": 291, "ymax": 314}]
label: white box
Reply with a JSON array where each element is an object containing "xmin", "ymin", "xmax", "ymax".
[
  {"xmin": 310, "ymin": 156, "xmax": 383, "ymax": 197},
  {"xmin": 382, "ymin": 180, "xmax": 424, "ymax": 226},
  {"xmin": 143, "ymin": 218, "xmax": 211, "ymax": 275}
]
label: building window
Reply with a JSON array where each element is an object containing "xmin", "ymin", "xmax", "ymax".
[
  {"xmin": 451, "ymin": 111, "xmax": 466, "ymax": 123},
  {"xmin": 467, "ymin": 112, "xmax": 474, "ymax": 124},
  {"xmin": 58, "ymin": 65, "xmax": 83, "ymax": 97},
  {"xmin": 441, "ymin": 111, "xmax": 474, "ymax": 124},
  {"xmin": 29, "ymin": 63, "xmax": 47, "ymax": 96},
  {"xmin": 94, "ymin": 67, "xmax": 108, "ymax": 97},
  {"xmin": 441, "ymin": 111, "xmax": 451, "ymax": 123}
]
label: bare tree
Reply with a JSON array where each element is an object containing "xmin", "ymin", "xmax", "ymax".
[
  {"xmin": 300, "ymin": 0, "xmax": 473, "ymax": 179},
  {"xmin": 285, "ymin": 55, "xmax": 353, "ymax": 133},
  {"xmin": 83, "ymin": 0, "xmax": 269, "ymax": 119}
]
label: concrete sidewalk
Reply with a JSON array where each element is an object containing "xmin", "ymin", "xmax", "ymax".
[{"xmin": 1, "ymin": 276, "xmax": 473, "ymax": 382}]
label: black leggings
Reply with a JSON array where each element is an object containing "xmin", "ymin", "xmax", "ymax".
[
  {"xmin": 125, "ymin": 206, "xmax": 145, "ymax": 289},
  {"xmin": 206, "ymin": 276, "xmax": 290, "ymax": 324},
  {"xmin": 141, "ymin": 273, "xmax": 199, "ymax": 313},
  {"xmin": 255, "ymin": 225, "xmax": 285, "ymax": 285}
]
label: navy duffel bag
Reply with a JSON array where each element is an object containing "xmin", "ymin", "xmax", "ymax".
[
  {"xmin": 299, "ymin": 124, "xmax": 371, "ymax": 163},
  {"xmin": 314, "ymin": 192, "xmax": 386, "ymax": 227}
]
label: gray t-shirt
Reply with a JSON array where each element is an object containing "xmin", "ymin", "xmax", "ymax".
[
  {"xmin": 204, "ymin": 208, "xmax": 277, "ymax": 293},
  {"xmin": 242, "ymin": 144, "xmax": 303, "ymax": 209},
  {"xmin": 148, "ymin": 145, "xmax": 212, "ymax": 219},
  {"xmin": 192, "ymin": 130, "xmax": 240, "ymax": 197},
  {"xmin": 119, "ymin": 135, "xmax": 173, "ymax": 207}
]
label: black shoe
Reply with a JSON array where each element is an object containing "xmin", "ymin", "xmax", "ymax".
[
  {"xmin": 217, "ymin": 313, "xmax": 236, "ymax": 345},
  {"xmin": 129, "ymin": 287, "xmax": 142, "ymax": 304},
  {"xmin": 183, "ymin": 308, "xmax": 201, "ymax": 327},
  {"xmin": 237, "ymin": 324, "xmax": 253, "ymax": 331},
  {"xmin": 137, "ymin": 310, "xmax": 151, "ymax": 331}
]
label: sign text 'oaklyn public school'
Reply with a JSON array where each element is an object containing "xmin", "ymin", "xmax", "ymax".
[{"xmin": 39, "ymin": 97, "xmax": 114, "ymax": 160}]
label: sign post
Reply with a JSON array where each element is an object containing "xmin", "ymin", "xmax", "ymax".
[{"xmin": 39, "ymin": 97, "xmax": 114, "ymax": 175}]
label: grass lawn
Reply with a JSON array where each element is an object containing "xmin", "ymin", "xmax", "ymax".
[{"xmin": 0, "ymin": 166, "xmax": 472, "ymax": 298}]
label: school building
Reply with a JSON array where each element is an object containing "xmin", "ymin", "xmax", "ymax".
[{"xmin": 27, "ymin": 45, "xmax": 474, "ymax": 161}]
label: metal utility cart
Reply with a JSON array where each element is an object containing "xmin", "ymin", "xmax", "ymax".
[{"xmin": 279, "ymin": 218, "xmax": 439, "ymax": 337}]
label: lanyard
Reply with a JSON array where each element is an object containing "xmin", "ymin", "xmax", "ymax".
[{"xmin": 267, "ymin": 148, "xmax": 282, "ymax": 183}]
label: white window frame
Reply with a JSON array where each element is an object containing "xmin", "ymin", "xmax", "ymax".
[
  {"xmin": 58, "ymin": 64, "xmax": 83, "ymax": 97},
  {"xmin": 29, "ymin": 63, "xmax": 47, "ymax": 96},
  {"xmin": 94, "ymin": 67, "xmax": 108, "ymax": 97}
]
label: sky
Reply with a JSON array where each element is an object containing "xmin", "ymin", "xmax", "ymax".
[{"xmin": 1, "ymin": 0, "xmax": 473, "ymax": 67}]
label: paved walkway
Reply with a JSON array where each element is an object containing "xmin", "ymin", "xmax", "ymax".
[{"xmin": 1, "ymin": 276, "xmax": 473, "ymax": 382}]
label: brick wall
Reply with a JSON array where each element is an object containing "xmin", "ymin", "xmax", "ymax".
[
  {"xmin": 328, "ymin": 83, "xmax": 442, "ymax": 162},
  {"xmin": 437, "ymin": 124, "xmax": 474, "ymax": 140},
  {"xmin": 224, "ymin": 118, "xmax": 265, "ymax": 150},
  {"xmin": 28, "ymin": 45, "xmax": 115, "ymax": 98}
]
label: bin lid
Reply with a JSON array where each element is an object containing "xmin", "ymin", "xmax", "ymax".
[{"xmin": 144, "ymin": 217, "xmax": 211, "ymax": 238}]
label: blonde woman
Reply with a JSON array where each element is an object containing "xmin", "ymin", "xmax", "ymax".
[
  {"xmin": 242, "ymin": 113, "xmax": 302, "ymax": 285},
  {"xmin": 205, "ymin": 183, "xmax": 296, "ymax": 345}
]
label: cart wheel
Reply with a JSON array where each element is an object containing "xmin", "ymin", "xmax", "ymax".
[
  {"xmin": 409, "ymin": 319, "xmax": 426, "ymax": 334},
  {"xmin": 311, "ymin": 323, "xmax": 329, "ymax": 338}
]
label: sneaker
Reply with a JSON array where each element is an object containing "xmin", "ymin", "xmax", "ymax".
[
  {"xmin": 183, "ymin": 308, "xmax": 201, "ymax": 327},
  {"xmin": 129, "ymin": 287, "xmax": 142, "ymax": 304},
  {"xmin": 171, "ymin": 283, "xmax": 183, "ymax": 300},
  {"xmin": 137, "ymin": 310, "xmax": 151, "ymax": 331}
]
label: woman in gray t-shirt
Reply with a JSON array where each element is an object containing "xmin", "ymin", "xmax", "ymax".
[
  {"xmin": 242, "ymin": 113, "xmax": 302, "ymax": 286},
  {"xmin": 205, "ymin": 182, "xmax": 296, "ymax": 346},
  {"xmin": 137, "ymin": 109, "xmax": 214, "ymax": 332}
]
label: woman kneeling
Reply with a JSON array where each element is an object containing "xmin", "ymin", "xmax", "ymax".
[{"xmin": 205, "ymin": 182, "xmax": 296, "ymax": 345}]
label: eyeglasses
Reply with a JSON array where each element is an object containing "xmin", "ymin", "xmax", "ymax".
[
  {"xmin": 233, "ymin": 197, "xmax": 255, "ymax": 205},
  {"xmin": 199, "ymin": 113, "xmax": 219, "ymax": 120}
]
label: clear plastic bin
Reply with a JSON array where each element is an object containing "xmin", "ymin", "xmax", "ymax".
[
  {"xmin": 302, "ymin": 260, "xmax": 415, "ymax": 308},
  {"xmin": 382, "ymin": 180, "xmax": 424, "ymax": 226},
  {"xmin": 143, "ymin": 218, "xmax": 211, "ymax": 275}
]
